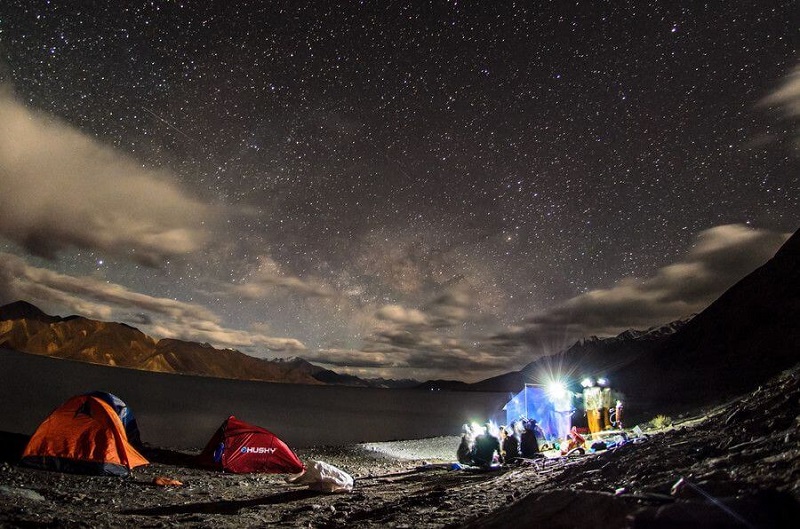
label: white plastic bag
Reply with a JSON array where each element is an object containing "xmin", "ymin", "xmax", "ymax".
[{"xmin": 286, "ymin": 460, "xmax": 354, "ymax": 493}]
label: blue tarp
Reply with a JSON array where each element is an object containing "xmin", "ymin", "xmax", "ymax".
[{"xmin": 503, "ymin": 386, "xmax": 572, "ymax": 441}]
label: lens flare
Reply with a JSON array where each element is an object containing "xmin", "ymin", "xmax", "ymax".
[{"xmin": 546, "ymin": 380, "xmax": 566, "ymax": 399}]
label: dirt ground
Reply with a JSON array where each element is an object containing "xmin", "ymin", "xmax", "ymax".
[{"xmin": 1, "ymin": 366, "xmax": 799, "ymax": 528}]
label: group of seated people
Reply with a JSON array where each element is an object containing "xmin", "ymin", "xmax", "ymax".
[{"xmin": 457, "ymin": 419, "xmax": 543, "ymax": 468}]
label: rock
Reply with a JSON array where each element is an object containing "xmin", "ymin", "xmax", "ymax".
[
  {"xmin": 670, "ymin": 476, "xmax": 741, "ymax": 501},
  {"xmin": 632, "ymin": 490, "xmax": 800, "ymax": 529},
  {"xmin": 462, "ymin": 490, "xmax": 631, "ymax": 529},
  {"xmin": 0, "ymin": 485, "xmax": 46, "ymax": 502}
]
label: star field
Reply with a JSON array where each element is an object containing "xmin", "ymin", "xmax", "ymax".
[{"xmin": 0, "ymin": 1, "xmax": 797, "ymax": 381}]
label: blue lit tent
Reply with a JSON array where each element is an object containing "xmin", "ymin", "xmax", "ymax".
[{"xmin": 503, "ymin": 385, "xmax": 567, "ymax": 441}]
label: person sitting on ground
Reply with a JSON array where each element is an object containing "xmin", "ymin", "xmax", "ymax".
[
  {"xmin": 472, "ymin": 424, "xmax": 503, "ymax": 468},
  {"xmin": 456, "ymin": 424, "xmax": 475, "ymax": 465},
  {"xmin": 520, "ymin": 419, "xmax": 540, "ymax": 458},
  {"xmin": 561, "ymin": 426, "xmax": 586, "ymax": 455},
  {"xmin": 501, "ymin": 426, "xmax": 520, "ymax": 463}
]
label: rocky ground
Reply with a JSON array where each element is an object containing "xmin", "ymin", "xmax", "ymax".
[{"xmin": 1, "ymin": 364, "xmax": 798, "ymax": 529}]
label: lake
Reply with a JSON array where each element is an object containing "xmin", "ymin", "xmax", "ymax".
[{"xmin": 0, "ymin": 348, "xmax": 508, "ymax": 448}]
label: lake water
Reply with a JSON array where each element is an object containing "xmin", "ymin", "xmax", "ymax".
[{"xmin": 0, "ymin": 348, "xmax": 509, "ymax": 448}]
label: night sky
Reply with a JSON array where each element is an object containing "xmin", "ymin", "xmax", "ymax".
[{"xmin": 0, "ymin": 1, "xmax": 797, "ymax": 382}]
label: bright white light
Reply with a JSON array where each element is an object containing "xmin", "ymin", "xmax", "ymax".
[
  {"xmin": 597, "ymin": 377, "xmax": 608, "ymax": 386},
  {"xmin": 581, "ymin": 377, "xmax": 594, "ymax": 388},
  {"xmin": 546, "ymin": 380, "xmax": 566, "ymax": 399}
]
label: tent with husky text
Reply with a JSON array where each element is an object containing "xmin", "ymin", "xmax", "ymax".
[
  {"xmin": 197, "ymin": 415, "xmax": 305, "ymax": 474},
  {"xmin": 20, "ymin": 393, "xmax": 148, "ymax": 476}
]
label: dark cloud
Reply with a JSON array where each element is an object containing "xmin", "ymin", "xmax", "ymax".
[
  {"xmin": 307, "ymin": 340, "xmax": 520, "ymax": 383},
  {"xmin": 130, "ymin": 312, "xmax": 153, "ymax": 325},
  {"xmin": 425, "ymin": 289, "xmax": 472, "ymax": 328},
  {"xmin": 316, "ymin": 280, "xmax": 529, "ymax": 381}
]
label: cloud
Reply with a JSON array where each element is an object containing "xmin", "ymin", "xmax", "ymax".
[
  {"xmin": 299, "ymin": 227, "xmax": 530, "ymax": 381},
  {"xmin": 352, "ymin": 229, "xmax": 504, "ymax": 305},
  {"xmin": 763, "ymin": 63, "xmax": 800, "ymax": 119},
  {"xmin": 150, "ymin": 321, "xmax": 306, "ymax": 353},
  {"xmin": 502, "ymin": 224, "xmax": 790, "ymax": 345},
  {"xmin": 305, "ymin": 348, "xmax": 398, "ymax": 370},
  {"xmin": 0, "ymin": 90, "xmax": 219, "ymax": 265},
  {"xmin": 426, "ymin": 289, "xmax": 472, "ymax": 328},
  {"xmin": 305, "ymin": 341, "xmax": 518, "ymax": 383},
  {"xmin": 231, "ymin": 255, "xmax": 334, "ymax": 299},
  {"xmin": 761, "ymin": 63, "xmax": 800, "ymax": 145},
  {"xmin": 231, "ymin": 227, "xmax": 520, "ymax": 381},
  {"xmin": 376, "ymin": 304, "xmax": 428, "ymax": 325},
  {"xmin": 0, "ymin": 252, "xmax": 305, "ymax": 353},
  {"xmin": 319, "ymin": 281, "xmax": 527, "ymax": 381}
]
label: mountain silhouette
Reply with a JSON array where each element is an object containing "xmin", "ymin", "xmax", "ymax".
[{"xmin": 615, "ymin": 227, "xmax": 800, "ymax": 412}]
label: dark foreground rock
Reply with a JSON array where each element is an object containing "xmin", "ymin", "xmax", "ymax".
[
  {"xmin": 464, "ymin": 363, "xmax": 800, "ymax": 529},
  {"xmin": 0, "ymin": 364, "xmax": 798, "ymax": 528}
]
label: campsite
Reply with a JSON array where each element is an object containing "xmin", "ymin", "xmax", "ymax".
[
  {"xmin": 0, "ymin": 345, "xmax": 798, "ymax": 528},
  {"xmin": 1, "ymin": 228, "xmax": 799, "ymax": 527},
  {"xmin": 0, "ymin": 1, "xmax": 797, "ymax": 527}
]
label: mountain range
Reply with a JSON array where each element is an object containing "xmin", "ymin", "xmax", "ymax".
[
  {"xmin": 418, "ymin": 319, "xmax": 689, "ymax": 393},
  {"xmin": 1, "ymin": 226, "xmax": 797, "ymax": 412},
  {"xmin": 0, "ymin": 297, "xmax": 688, "ymax": 394},
  {"xmin": 0, "ymin": 301, "xmax": 415, "ymax": 388}
]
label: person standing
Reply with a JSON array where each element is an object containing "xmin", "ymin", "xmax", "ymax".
[
  {"xmin": 599, "ymin": 380, "xmax": 614, "ymax": 430},
  {"xmin": 549, "ymin": 384, "xmax": 574, "ymax": 442},
  {"xmin": 583, "ymin": 382, "xmax": 603, "ymax": 438}
]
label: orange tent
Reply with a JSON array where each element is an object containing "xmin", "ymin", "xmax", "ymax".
[{"xmin": 20, "ymin": 394, "xmax": 148, "ymax": 476}]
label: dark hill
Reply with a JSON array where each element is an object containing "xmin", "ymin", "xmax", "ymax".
[
  {"xmin": 480, "ymin": 321, "xmax": 687, "ymax": 393},
  {"xmin": 615, "ymin": 227, "xmax": 800, "ymax": 415},
  {"xmin": 0, "ymin": 300, "xmax": 59, "ymax": 324},
  {"xmin": 274, "ymin": 356, "xmax": 372, "ymax": 386}
]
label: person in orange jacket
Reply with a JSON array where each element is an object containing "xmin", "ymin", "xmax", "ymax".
[{"xmin": 561, "ymin": 426, "xmax": 586, "ymax": 455}]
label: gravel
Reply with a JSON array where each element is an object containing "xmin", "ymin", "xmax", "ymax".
[{"xmin": 359, "ymin": 435, "xmax": 460, "ymax": 461}]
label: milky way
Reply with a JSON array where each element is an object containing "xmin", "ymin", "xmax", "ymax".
[{"xmin": 0, "ymin": 1, "xmax": 797, "ymax": 381}]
